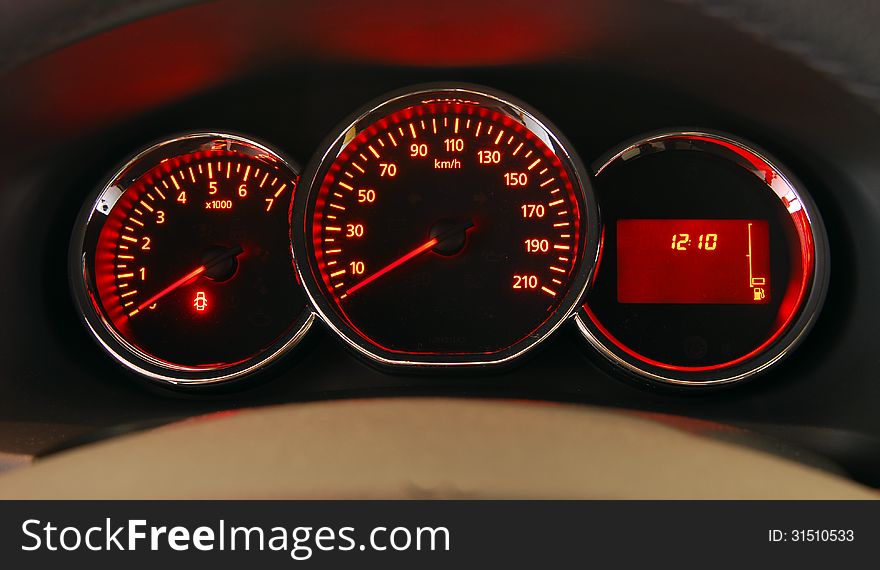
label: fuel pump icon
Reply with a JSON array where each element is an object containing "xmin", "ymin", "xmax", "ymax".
[{"xmin": 750, "ymin": 275, "xmax": 766, "ymax": 302}]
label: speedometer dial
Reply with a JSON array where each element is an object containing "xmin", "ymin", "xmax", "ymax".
[{"xmin": 293, "ymin": 84, "xmax": 599, "ymax": 367}]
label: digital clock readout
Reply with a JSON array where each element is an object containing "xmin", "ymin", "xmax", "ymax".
[{"xmin": 617, "ymin": 219, "xmax": 770, "ymax": 304}]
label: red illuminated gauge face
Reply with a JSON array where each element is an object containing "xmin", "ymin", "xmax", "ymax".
[
  {"xmin": 576, "ymin": 131, "xmax": 829, "ymax": 388},
  {"xmin": 70, "ymin": 133, "xmax": 314, "ymax": 388},
  {"xmin": 293, "ymin": 85, "xmax": 599, "ymax": 367}
]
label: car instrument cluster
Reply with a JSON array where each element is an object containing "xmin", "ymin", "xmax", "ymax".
[{"xmin": 69, "ymin": 84, "xmax": 829, "ymax": 390}]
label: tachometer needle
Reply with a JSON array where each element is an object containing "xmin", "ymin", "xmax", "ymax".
[
  {"xmin": 346, "ymin": 220, "xmax": 474, "ymax": 296},
  {"xmin": 134, "ymin": 245, "xmax": 243, "ymax": 312}
]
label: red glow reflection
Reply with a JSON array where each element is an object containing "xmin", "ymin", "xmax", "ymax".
[
  {"xmin": 1, "ymin": 0, "xmax": 599, "ymax": 143},
  {"xmin": 297, "ymin": 0, "xmax": 593, "ymax": 67}
]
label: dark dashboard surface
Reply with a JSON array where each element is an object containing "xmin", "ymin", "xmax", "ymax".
[{"xmin": 1, "ymin": 0, "xmax": 880, "ymax": 485}]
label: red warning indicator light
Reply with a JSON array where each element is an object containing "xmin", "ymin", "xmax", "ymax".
[{"xmin": 194, "ymin": 291, "xmax": 208, "ymax": 312}]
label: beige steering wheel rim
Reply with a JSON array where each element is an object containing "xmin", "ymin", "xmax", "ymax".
[{"xmin": 0, "ymin": 398, "xmax": 873, "ymax": 499}]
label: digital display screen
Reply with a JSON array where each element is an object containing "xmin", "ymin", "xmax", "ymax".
[{"xmin": 617, "ymin": 219, "xmax": 770, "ymax": 304}]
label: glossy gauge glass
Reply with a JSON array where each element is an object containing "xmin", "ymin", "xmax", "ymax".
[
  {"xmin": 575, "ymin": 130, "xmax": 829, "ymax": 388},
  {"xmin": 70, "ymin": 133, "xmax": 314, "ymax": 387},
  {"xmin": 293, "ymin": 84, "xmax": 599, "ymax": 368}
]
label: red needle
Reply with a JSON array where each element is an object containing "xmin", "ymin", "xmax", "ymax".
[
  {"xmin": 133, "ymin": 245, "xmax": 244, "ymax": 313},
  {"xmin": 345, "ymin": 220, "xmax": 474, "ymax": 296},
  {"xmin": 346, "ymin": 239, "xmax": 438, "ymax": 296},
  {"xmin": 136, "ymin": 265, "xmax": 206, "ymax": 311}
]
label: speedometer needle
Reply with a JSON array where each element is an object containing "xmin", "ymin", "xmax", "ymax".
[
  {"xmin": 345, "ymin": 220, "xmax": 474, "ymax": 296},
  {"xmin": 135, "ymin": 245, "xmax": 243, "ymax": 312}
]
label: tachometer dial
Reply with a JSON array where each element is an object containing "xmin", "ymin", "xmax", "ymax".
[
  {"xmin": 70, "ymin": 133, "xmax": 314, "ymax": 387},
  {"xmin": 293, "ymin": 84, "xmax": 599, "ymax": 368}
]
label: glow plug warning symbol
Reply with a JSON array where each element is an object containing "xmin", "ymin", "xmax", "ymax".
[{"xmin": 194, "ymin": 291, "xmax": 208, "ymax": 312}]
